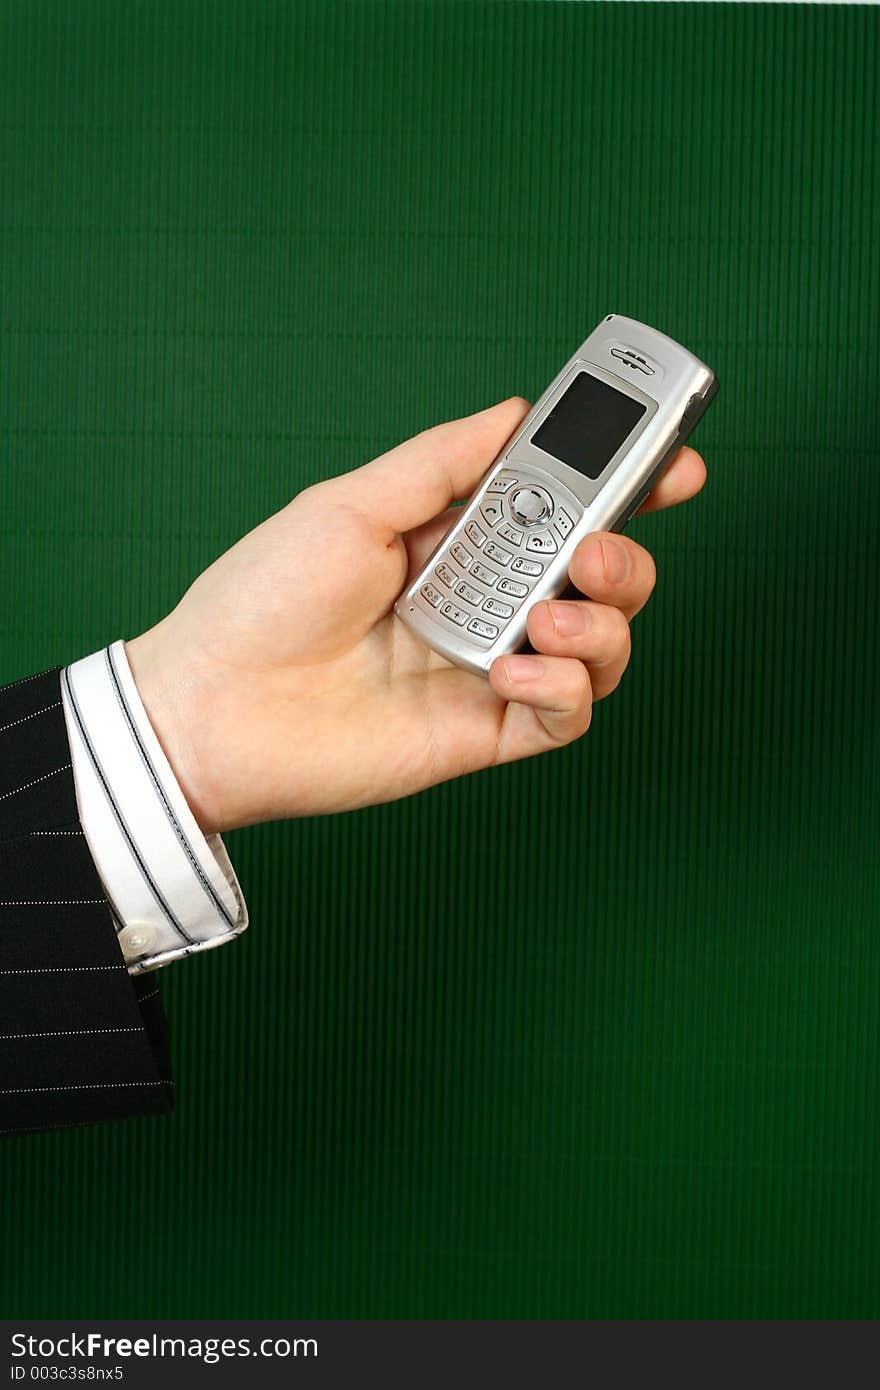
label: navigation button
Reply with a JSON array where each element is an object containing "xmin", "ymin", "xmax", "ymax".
[{"xmin": 510, "ymin": 486, "xmax": 553, "ymax": 527}]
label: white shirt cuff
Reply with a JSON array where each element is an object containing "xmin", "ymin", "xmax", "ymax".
[{"xmin": 59, "ymin": 639, "xmax": 248, "ymax": 974}]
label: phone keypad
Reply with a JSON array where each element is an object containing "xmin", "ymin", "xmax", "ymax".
[
  {"xmin": 484, "ymin": 541, "xmax": 512, "ymax": 567},
  {"xmin": 483, "ymin": 598, "xmax": 513, "ymax": 619},
  {"xmin": 414, "ymin": 466, "xmax": 582, "ymax": 643},
  {"xmin": 420, "ymin": 583, "xmax": 443, "ymax": 608},
  {"xmin": 525, "ymin": 532, "xmax": 558, "ymax": 555},
  {"xmin": 456, "ymin": 581, "xmax": 483, "ymax": 607},
  {"xmin": 511, "ymin": 556, "xmax": 544, "ymax": 576},
  {"xmin": 435, "ymin": 562, "xmax": 458, "ymax": 588},
  {"xmin": 497, "ymin": 577, "xmax": 528, "ymax": 597},
  {"xmin": 470, "ymin": 561, "xmax": 498, "ymax": 587},
  {"xmin": 441, "ymin": 601, "xmax": 469, "ymax": 626},
  {"xmin": 496, "ymin": 522, "xmax": 524, "ymax": 547},
  {"xmin": 468, "ymin": 618, "xmax": 499, "ymax": 640}
]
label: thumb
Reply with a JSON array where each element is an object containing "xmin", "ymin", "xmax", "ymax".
[{"xmin": 338, "ymin": 396, "xmax": 530, "ymax": 536}]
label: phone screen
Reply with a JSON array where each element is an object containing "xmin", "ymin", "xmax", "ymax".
[{"xmin": 531, "ymin": 371, "xmax": 647, "ymax": 479}]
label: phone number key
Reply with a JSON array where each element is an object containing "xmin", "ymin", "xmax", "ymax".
[
  {"xmin": 484, "ymin": 542, "xmax": 512, "ymax": 567},
  {"xmin": 441, "ymin": 602, "xmax": 469, "ymax": 626},
  {"xmin": 467, "ymin": 618, "xmax": 499, "ymax": 640},
  {"xmin": 419, "ymin": 583, "xmax": 443, "ymax": 608}
]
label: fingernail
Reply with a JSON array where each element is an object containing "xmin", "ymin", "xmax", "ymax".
[
  {"xmin": 600, "ymin": 539, "xmax": 630, "ymax": 584},
  {"xmin": 503, "ymin": 655, "xmax": 545, "ymax": 683},
  {"xmin": 549, "ymin": 602, "xmax": 588, "ymax": 637}
]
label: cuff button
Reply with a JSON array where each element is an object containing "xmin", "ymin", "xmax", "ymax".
[{"xmin": 118, "ymin": 922, "xmax": 158, "ymax": 959}]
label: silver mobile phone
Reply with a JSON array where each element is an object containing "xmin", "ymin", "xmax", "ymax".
[{"xmin": 394, "ymin": 314, "xmax": 718, "ymax": 676}]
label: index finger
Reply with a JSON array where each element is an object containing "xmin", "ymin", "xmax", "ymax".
[
  {"xmin": 636, "ymin": 446, "xmax": 706, "ymax": 515},
  {"xmin": 567, "ymin": 532, "xmax": 657, "ymax": 620},
  {"xmin": 338, "ymin": 396, "xmax": 531, "ymax": 537}
]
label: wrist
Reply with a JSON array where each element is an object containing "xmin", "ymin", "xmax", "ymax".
[{"xmin": 125, "ymin": 624, "xmax": 223, "ymax": 837}]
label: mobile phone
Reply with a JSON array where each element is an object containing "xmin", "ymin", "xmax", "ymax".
[{"xmin": 393, "ymin": 314, "xmax": 718, "ymax": 676}]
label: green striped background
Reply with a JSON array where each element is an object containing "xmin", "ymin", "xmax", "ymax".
[{"xmin": 2, "ymin": 0, "xmax": 879, "ymax": 1318}]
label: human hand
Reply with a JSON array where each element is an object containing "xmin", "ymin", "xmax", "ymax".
[{"xmin": 126, "ymin": 398, "xmax": 705, "ymax": 833}]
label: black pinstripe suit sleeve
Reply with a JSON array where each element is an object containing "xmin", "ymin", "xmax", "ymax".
[{"xmin": 0, "ymin": 668, "xmax": 174, "ymax": 1138}]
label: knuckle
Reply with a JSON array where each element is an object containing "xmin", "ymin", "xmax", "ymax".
[
  {"xmin": 526, "ymin": 601, "xmax": 550, "ymax": 639},
  {"xmin": 570, "ymin": 664, "xmax": 593, "ymax": 727},
  {"xmin": 293, "ymin": 478, "xmax": 323, "ymax": 506},
  {"xmin": 577, "ymin": 679, "xmax": 594, "ymax": 738},
  {"xmin": 592, "ymin": 606, "xmax": 630, "ymax": 668},
  {"xmin": 598, "ymin": 661, "xmax": 626, "ymax": 698},
  {"xmin": 642, "ymin": 549, "xmax": 657, "ymax": 596},
  {"xmin": 547, "ymin": 666, "xmax": 592, "ymax": 746},
  {"xmin": 609, "ymin": 607, "xmax": 632, "ymax": 656},
  {"xmin": 417, "ymin": 420, "xmax": 447, "ymax": 449}
]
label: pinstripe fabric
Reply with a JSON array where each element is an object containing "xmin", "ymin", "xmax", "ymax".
[{"xmin": 0, "ymin": 670, "xmax": 173, "ymax": 1135}]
